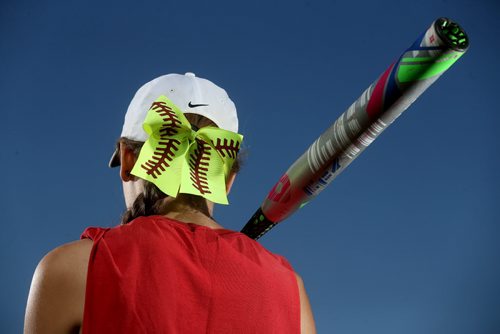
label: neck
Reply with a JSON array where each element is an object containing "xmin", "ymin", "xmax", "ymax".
[{"xmin": 156, "ymin": 195, "xmax": 222, "ymax": 229}]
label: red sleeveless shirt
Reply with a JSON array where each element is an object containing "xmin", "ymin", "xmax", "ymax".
[{"xmin": 80, "ymin": 216, "xmax": 300, "ymax": 333}]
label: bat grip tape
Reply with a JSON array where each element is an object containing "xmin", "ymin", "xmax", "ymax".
[{"xmin": 240, "ymin": 208, "xmax": 277, "ymax": 240}]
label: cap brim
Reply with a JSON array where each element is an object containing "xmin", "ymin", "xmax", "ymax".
[{"xmin": 108, "ymin": 147, "xmax": 120, "ymax": 168}]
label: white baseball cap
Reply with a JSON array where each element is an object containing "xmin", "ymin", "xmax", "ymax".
[{"xmin": 109, "ymin": 72, "xmax": 238, "ymax": 167}]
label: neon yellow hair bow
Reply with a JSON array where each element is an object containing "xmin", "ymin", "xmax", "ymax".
[{"xmin": 131, "ymin": 95, "xmax": 243, "ymax": 204}]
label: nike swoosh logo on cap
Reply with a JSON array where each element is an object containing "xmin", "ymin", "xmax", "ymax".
[{"xmin": 188, "ymin": 102, "xmax": 209, "ymax": 108}]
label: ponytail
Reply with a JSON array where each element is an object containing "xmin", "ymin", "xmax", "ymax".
[{"xmin": 121, "ymin": 181, "xmax": 167, "ymax": 225}]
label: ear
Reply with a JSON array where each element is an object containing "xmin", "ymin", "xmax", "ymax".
[
  {"xmin": 226, "ymin": 172, "xmax": 237, "ymax": 195},
  {"xmin": 119, "ymin": 142, "xmax": 137, "ymax": 182}
]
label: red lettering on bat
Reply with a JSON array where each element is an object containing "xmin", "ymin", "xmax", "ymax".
[{"xmin": 268, "ymin": 174, "xmax": 291, "ymax": 203}]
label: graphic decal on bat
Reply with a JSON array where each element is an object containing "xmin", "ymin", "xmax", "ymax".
[
  {"xmin": 268, "ymin": 174, "xmax": 291, "ymax": 203},
  {"xmin": 303, "ymin": 157, "xmax": 341, "ymax": 196}
]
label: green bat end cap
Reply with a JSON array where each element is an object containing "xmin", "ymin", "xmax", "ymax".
[{"xmin": 435, "ymin": 17, "xmax": 469, "ymax": 51}]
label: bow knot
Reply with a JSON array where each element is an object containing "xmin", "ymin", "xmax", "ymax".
[{"xmin": 131, "ymin": 95, "xmax": 243, "ymax": 204}]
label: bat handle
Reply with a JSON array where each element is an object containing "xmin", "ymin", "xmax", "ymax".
[{"xmin": 240, "ymin": 208, "xmax": 277, "ymax": 240}]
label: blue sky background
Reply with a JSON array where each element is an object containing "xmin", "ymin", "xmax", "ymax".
[{"xmin": 2, "ymin": 0, "xmax": 499, "ymax": 333}]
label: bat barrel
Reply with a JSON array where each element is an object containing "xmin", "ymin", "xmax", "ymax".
[{"xmin": 241, "ymin": 17, "xmax": 469, "ymax": 240}]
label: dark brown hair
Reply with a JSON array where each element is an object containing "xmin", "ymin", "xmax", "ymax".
[{"xmin": 119, "ymin": 114, "xmax": 242, "ymax": 225}]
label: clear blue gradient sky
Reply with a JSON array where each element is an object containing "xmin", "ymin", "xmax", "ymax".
[{"xmin": 2, "ymin": 0, "xmax": 499, "ymax": 333}]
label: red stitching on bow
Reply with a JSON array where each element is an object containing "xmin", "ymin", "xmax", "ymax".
[
  {"xmin": 211, "ymin": 138, "xmax": 240, "ymax": 159},
  {"xmin": 151, "ymin": 101, "xmax": 183, "ymax": 137},
  {"xmin": 139, "ymin": 101, "xmax": 184, "ymax": 179},
  {"xmin": 188, "ymin": 139, "xmax": 212, "ymax": 195},
  {"xmin": 140, "ymin": 139, "xmax": 181, "ymax": 179}
]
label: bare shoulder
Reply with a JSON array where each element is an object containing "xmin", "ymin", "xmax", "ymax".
[
  {"xmin": 294, "ymin": 272, "xmax": 317, "ymax": 334},
  {"xmin": 294, "ymin": 272, "xmax": 303, "ymax": 284},
  {"xmin": 42, "ymin": 239, "xmax": 94, "ymax": 268},
  {"xmin": 24, "ymin": 239, "xmax": 93, "ymax": 334},
  {"xmin": 36, "ymin": 239, "xmax": 93, "ymax": 288}
]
